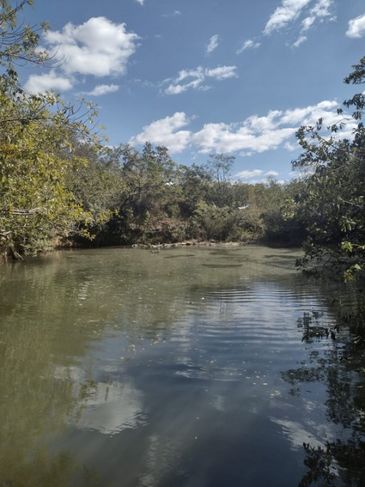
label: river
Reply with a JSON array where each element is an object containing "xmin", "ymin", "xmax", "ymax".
[{"xmin": 0, "ymin": 246, "xmax": 364, "ymax": 486}]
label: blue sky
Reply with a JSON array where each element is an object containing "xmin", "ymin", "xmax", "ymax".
[{"xmin": 20, "ymin": 0, "xmax": 365, "ymax": 182}]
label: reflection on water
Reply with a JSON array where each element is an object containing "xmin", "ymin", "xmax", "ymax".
[
  {"xmin": 0, "ymin": 246, "xmax": 363, "ymax": 486},
  {"xmin": 54, "ymin": 366, "xmax": 145, "ymax": 435}
]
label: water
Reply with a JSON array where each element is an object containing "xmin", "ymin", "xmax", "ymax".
[{"xmin": 0, "ymin": 246, "xmax": 363, "ymax": 486}]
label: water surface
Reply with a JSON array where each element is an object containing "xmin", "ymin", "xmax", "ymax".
[{"xmin": 0, "ymin": 246, "xmax": 363, "ymax": 486}]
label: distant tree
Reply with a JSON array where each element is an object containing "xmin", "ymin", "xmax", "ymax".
[
  {"xmin": 178, "ymin": 164, "xmax": 212, "ymax": 217},
  {"xmin": 206, "ymin": 153, "xmax": 235, "ymax": 184},
  {"xmin": 205, "ymin": 153, "xmax": 236, "ymax": 207}
]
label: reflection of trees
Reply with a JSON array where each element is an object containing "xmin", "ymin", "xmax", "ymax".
[
  {"xmin": 299, "ymin": 440, "xmax": 365, "ymax": 487},
  {"xmin": 0, "ymin": 450, "xmax": 101, "ymax": 487},
  {"xmin": 0, "ymin": 248, "xmax": 264, "ymax": 484},
  {"xmin": 0, "ymin": 268, "xmax": 103, "ymax": 485},
  {"xmin": 0, "ymin": 257, "xmax": 119, "ymax": 485},
  {"xmin": 0, "ymin": 318, "xmax": 101, "ymax": 485},
  {"xmin": 281, "ymin": 291, "xmax": 365, "ymax": 486},
  {"xmin": 0, "ymin": 246, "xmax": 311, "ymax": 485}
]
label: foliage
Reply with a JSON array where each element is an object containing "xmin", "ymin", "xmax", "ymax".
[
  {"xmin": 292, "ymin": 56, "xmax": 365, "ymax": 280},
  {"xmin": 0, "ymin": 0, "xmax": 98, "ymax": 259},
  {"xmin": 0, "ymin": 88, "xmax": 97, "ymax": 258},
  {"xmin": 191, "ymin": 202, "xmax": 240, "ymax": 241},
  {"xmin": 0, "ymin": 0, "xmax": 48, "ymax": 68}
]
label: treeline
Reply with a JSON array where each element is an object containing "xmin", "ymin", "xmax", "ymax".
[
  {"xmin": 0, "ymin": 1, "xmax": 364, "ymax": 280},
  {"xmin": 67, "ymin": 145, "xmax": 308, "ymax": 248}
]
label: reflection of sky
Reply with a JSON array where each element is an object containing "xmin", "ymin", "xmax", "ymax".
[
  {"xmin": 271, "ymin": 418, "xmax": 323, "ymax": 449},
  {"xmin": 58, "ymin": 277, "xmax": 335, "ymax": 437},
  {"xmin": 55, "ymin": 366, "xmax": 144, "ymax": 435},
  {"xmin": 48, "ymin": 257, "xmax": 343, "ymax": 485},
  {"xmin": 76, "ymin": 381, "xmax": 144, "ymax": 435},
  {"xmin": 2, "ymin": 247, "xmax": 360, "ymax": 486},
  {"xmin": 165, "ymin": 280, "xmax": 333, "ymax": 385}
]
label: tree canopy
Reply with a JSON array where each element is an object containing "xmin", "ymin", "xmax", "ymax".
[{"xmin": 291, "ymin": 56, "xmax": 365, "ymax": 280}]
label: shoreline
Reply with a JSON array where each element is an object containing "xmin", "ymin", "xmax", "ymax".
[
  {"xmin": 1, "ymin": 240, "xmax": 304, "ymax": 264},
  {"xmin": 130, "ymin": 240, "xmax": 247, "ymax": 250}
]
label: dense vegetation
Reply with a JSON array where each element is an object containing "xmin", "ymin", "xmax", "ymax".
[
  {"xmin": 0, "ymin": 1, "xmax": 364, "ymax": 281},
  {"xmin": 292, "ymin": 57, "xmax": 365, "ymax": 281}
]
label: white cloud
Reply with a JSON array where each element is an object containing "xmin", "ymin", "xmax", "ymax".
[
  {"xmin": 346, "ymin": 13, "xmax": 365, "ymax": 38},
  {"xmin": 86, "ymin": 84, "xmax": 119, "ymax": 96},
  {"xmin": 205, "ymin": 66, "xmax": 237, "ymax": 79},
  {"xmin": 284, "ymin": 141, "xmax": 297, "ymax": 151},
  {"xmin": 266, "ymin": 170, "xmax": 280, "ymax": 177},
  {"xmin": 250, "ymin": 1, "xmax": 334, "ymax": 49},
  {"xmin": 44, "ymin": 17, "xmax": 138, "ymax": 77},
  {"xmin": 292, "ymin": 35, "xmax": 307, "ymax": 47},
  {"xmin": 264, "ymin": 0, "xmax": 334, "ymax": 36},
  {"xmin": 236, "ymin": 170, "xmax": 264, "ymax": 180},
  {"xmin": 264, "ymin": 0, "xmax": 312, "ymax": 35},
  {"xmin": 193, "ymin": 121, "xmax": 296, "ymax": 154},
  {"xmin": 301, "ymin": 0, "xmax": 334, "ymax": 32},
  {"xmin": 206, "ymin": 34, "xmax": 220, "ymax": 54},
  {"xmin": 237, "ymin": 39, "xmax": 261, "ymax": 54},
  {"xmin": 24, "ymin": 70, "xmax": 73, "ymax": 94},
  {"xmin": 235, "ymin": 169, "xmax": 280, "ymax": 182},
  {"xmin": 164, "ymin": 65, "xmax": 237, "ymax": 95},
  {"xmin": 130, "ymin": 100, "xmax": 355, "ymax": 155},
  {"xmin": 135, "ymin": 0, "xmax": 144, "ymax": 5},
  {"xmin": 129, "ymin": 112, "xmax": 192, "ymax": 153}
]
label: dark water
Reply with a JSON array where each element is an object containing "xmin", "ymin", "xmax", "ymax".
[{"xmin": 0, "ymin": 246, "xmax": 364, "ymax": 486}]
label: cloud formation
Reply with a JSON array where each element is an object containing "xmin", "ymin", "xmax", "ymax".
[
  {"xmin": 206, "ymin": 34, "xmax": 220, "ymax": 54},
  {"xmin": 301, "ymin": 0, "xmax": 333, "ymax": 32},
  {"xmin": 130, "ymin": 99, "xmax": 354, "ymax": 154},
  {"xmin": 24, "ymin": 70, "xmax": 73, "ymax": 94},
  {"xmin": 86, "ymin": 84, "xmax": 120, "ymax": 96},
  {"xmin": 346, "ymin": 13, "xmax": 365, "ymax": 38},
  {"xmin": 235, "ymin": 169, "xmax": 279, "ymax": 182},
  {"xmin": 44, "ymin": 17, "xmax": 138, "ymax": 77},
  {"xmin": 264, "ymin": 0, "xmax": 334, "ymax": 44},
  {"xmin": 292, "ymin": 35, "xmax": 307, "ymax": 47},
  {"xmin": 237, "ymin": 39, "xmax": 261, "ymax": 54},
  {"xmin": 264, "ymin": 0, "xmax": 312, "ymax": 35},
  {"xmin": 25, "ymin": 17, "xmax": 138, "ymax": 95},
  {"xmin": 129, "ymin": 112, "xmax": 192, "ymax": 153},
  {"xmin": 164, "ymin": 65, "xmax": 238, "ymax": 95}
]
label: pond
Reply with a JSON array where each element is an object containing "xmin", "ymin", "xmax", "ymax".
[{"xmin": 0, "ymin": 245, "xmax": 364, "ymax": 486}]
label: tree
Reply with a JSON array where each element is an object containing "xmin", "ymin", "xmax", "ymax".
[
  {"xmin": 0, "ymin": 91, "xmax": 99, "ymax": 258},
  {"xmin": 0, "ymin": 0, "xmax": 47, "ymax": 68},
  {"xmin": 0, "ymin": 0, "xmax": 98, "ymax": 259},
  {"xmin": 291, "ymin": 56, "xmax": 365, "ymax": 280}
]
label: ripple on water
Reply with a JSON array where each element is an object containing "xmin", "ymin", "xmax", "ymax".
[{"xmin": 0, "ymin": 247, "xmax": 348, "ymax": 487}]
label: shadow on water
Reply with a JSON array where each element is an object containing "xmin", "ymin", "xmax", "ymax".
[{"xmin": 0, "ymin": 246, "xmax": 363, "ymax": 486}]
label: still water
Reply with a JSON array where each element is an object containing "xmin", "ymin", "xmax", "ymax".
[{"xmin": 0, "ymin": 246, "xmax": 363, "ymax": 486}]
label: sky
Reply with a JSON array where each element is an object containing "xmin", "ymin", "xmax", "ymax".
[{"xmin": 19, "ymin": 0, "xmax": 365, "ymax": 182}]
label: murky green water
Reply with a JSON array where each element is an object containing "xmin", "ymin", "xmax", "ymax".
[{"xmin": 0, "ymin": 246, "xmax": 364, "ymax": 486}]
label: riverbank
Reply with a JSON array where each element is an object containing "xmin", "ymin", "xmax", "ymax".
[
  {"xmin": 1, "ymin": 239, "xmax": 248, "ymax": 263},
  {"xmin": 131, "ymin": 240, "xmax": 246, "ymax": 250}
]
